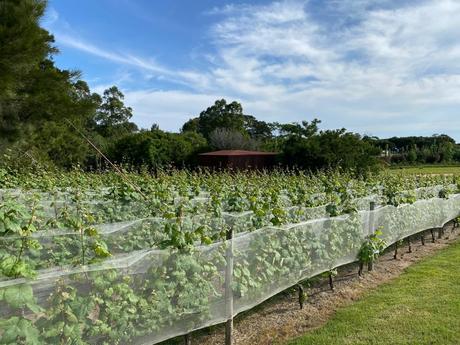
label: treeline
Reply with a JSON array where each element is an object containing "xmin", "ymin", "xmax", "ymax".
[
  {"xmin": 366, "ymin": 135, "xmax": 460, "ymax": 165},
  {"xmin": 116, "ymin": 100, "xmax": 381, "ymax": 173}
]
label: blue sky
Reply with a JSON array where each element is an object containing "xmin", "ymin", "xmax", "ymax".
[{"xmin": 43, "ymin": 0, "xmax": 460, "ymax": 141}]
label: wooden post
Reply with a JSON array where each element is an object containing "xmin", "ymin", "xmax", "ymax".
[
  {"xmin": 358, "ymin": 261, "xmax": 364, "ymax": 276},
  {"xmin": 421, "ymin": 234, "xmax": 425, "ymax": 246},
  {"xmin": 407, "ymin": 237, "xmax": 412, "ymax": 253},
  {"xmin": 393, "ymin": 241, "xmax": 398, "ymax": 260},
  {"xmin": 438, "ymin": 227, "xmax": 443, "ymax": 239},
  {"xmin": 431, "ymin": 229, "xmax": 436, "ymax": 243},
  {"xmin": 298, "ymin": 284, "xmax": 305, "ymax": 309},
  {"xmin": 184, "ymin": 334, "xmax": 191, "ymax": 345},
  {"xmin": 328, "ymin": 272, "xmax": 334, "ymax": 290},
  {"xmin": 225, "ymin": 227, "xmax": 234, "ymax": 345}
]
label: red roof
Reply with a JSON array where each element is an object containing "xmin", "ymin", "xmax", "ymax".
[{"xmin": 199, "ymin": 150, "xmax": 278, "ymax": 156}]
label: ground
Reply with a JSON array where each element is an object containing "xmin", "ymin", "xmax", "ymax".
[{"xmin": 288, "ymin": 232, "xmax": 460, "ymax": 345}]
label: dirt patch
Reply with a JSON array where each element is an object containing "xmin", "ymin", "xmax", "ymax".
[{"xmin": 191, "ymin": 224, "xmax": 459, "ymax": 345}]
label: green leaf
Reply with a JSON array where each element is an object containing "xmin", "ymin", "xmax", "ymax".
[
  {"xmin": 4, "ymin": 284, "xmax": 35, "ymax": 309},
  {"xmin": 0, "ymin": 317, "xmax": 41, "ymax": 345}
]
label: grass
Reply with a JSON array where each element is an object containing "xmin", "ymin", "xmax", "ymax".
[
  {"xmin": 287, "ymin": 240, "xmax": 460, "ymax": 345},
  {"xmin": 389, "ymin": 165, "xmax": 460, "ymax": 175}
]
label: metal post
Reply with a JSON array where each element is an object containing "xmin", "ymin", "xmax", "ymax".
[
  {"xmin": 369, "ymin": 201, "xmax": 376, "ymax": 236},
  {"xmin": 225, "ymin": 227, "xmax": 234, "ymax": 345},
  {"xmin": 368, "ymin": 202, "xmax": 376, "ymax": 271}
]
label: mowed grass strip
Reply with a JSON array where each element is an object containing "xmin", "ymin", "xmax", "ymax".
[
  {"xmin": 287, "ymin": 241, "xmax": 460, "ymax": 345},
  {"xmin": 390, "ymin": 165, "xmax": 460, "ymax": 175}
]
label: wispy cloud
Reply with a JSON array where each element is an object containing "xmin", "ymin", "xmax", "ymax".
[
  {"xmin": 191, "ymin": 0, "xmax": 460, "ymax": 137},
  {"xmin": 53, "ymin": 32, "xmax": 211, "ymax": 90},
  {"xmin": 47, "ymin": 0, "xmax": 460, "ymax": 139},
  {"xmin": 55, "ymin": 33, "xmax": 170, "ymax": 74}
]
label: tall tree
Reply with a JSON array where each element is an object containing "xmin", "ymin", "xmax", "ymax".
[
  {"xmin": 184, "ymin": 99, "xmax": 246, "ymax": 139},
  {"xmin": 93, "ymin": 86, "xmax": 137, "ymax": 139},
  {"xmin": 95, "ymin": 86, "xmax": 133, "ymax": 127},
  {"xmin": 0, "ymin": 0, "xmax": 56, "ymax": 142}
]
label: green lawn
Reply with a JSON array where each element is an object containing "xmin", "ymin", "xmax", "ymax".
[
  {"xmin": 389, "ymin": 165, "xmax": 460, "ymax": 175},
  {"xmin": 287, "ymin": 241, "xmax": 460, "ymax": 345}
]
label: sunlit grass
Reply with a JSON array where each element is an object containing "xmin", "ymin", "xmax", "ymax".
[
  {"xmin": 390, "ymin": 165, "xmax": 460, "ymax": 175},
  {"xmin": 287, "ymin": 240, "xmax": 460, "ymax": 345}
]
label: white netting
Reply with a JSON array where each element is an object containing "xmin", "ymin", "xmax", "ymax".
[
  {"xmin": 0, "ymin": 190, "xmax": 459, "ymax": 344},
  {"xmin": 0, "ymin": 191, "xmax": 383, "ymax": 271}
]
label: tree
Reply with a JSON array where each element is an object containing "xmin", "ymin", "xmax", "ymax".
[
  {"xmin": 91, "ymin": 86, "xmax": 138, "ymax": 149},
  {"xmin": 110, "ymin": 129, "xmax": 207, "ymax": 169},
  {"xmin": 243, "ymin": 115, "xmax": 274, "ymax": 139},
  {"xmin": 188, "ymin": 99, "xmax": 246, "ymax": 139},
  {"xmin": 95, "ymin": 86, "xmax": 133, "ymax": 127},
  {"xmin": 209, "ymin": 128, "xmax": 260, "ymax": 150},
  {"xmin": 370, "ymin": 134, "xmax": 457, "ymax": 165},
  {"xmin": 279, "ymin": 124, "xmax": 380, "ymax": 174},
  {"xmin": 0, "ymin": 0, "xmax": 149, "ymax": 169},
  {"xmin": 276, "ymin": 119, "xmax": 321, "ymax": 138},
  {"xmin": 181, "ymin": 117, "xmax": 199, "ymax": 133},
  {"xmin": 0, "ymin": 0, "xmax": 56, "ymax": 143}
]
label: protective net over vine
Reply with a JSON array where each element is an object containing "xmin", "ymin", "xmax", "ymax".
[{"xmin": 1, "ymin": 188, "xmax": 459, "ymax": 345}]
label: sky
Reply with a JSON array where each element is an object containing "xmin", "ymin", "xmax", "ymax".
[{"xmin": 42, "ymin": 0, "xmax": 460, "ymax": 141}]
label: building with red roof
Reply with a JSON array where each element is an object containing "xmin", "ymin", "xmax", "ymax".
[{"xmin": 198, "ymin": 150, "xmax": 278, "ymax": 170}]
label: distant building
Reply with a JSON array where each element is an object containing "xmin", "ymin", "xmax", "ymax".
[{"xmin": 198, "ymin": 150, "xmax": 278, "ymax": 170}]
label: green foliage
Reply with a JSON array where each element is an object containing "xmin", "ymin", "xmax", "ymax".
[
  {"xmin": 370, "ymin": 134, "xmax": 458, "ymax": 165},
  {"xmin": 279, "ymin": 126, "xmax": 381, "ymax": 174},
  {"xmin": 0, "ymin": 316, "xmax": 41, "ymax": 345},
  {"xmin": 0, "ymin": 168, "xmax": 458, "ymax": 344},
  {"xmin": 0, "ymin": 194, "xmax": 41, "ymax": 278},
  {"xmin": 0, "ymin": 0, "xmax": 55, "ymax": 144},
  {"xmin": 186, "ymin": 99, "xmax": 246, "ymax": 139},
  {"xmin": 358, "ymin": 228, "xmax": 387, "ymax": 264},
  {"xmin": 110, "ymin": 128, "xmax": 207, "ymax": 168}
]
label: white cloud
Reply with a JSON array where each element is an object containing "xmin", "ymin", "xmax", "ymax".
[
  {"xmin": 192, "ymin": 0, "xmax": 460, "ymax": 139},
  {"xmin": 123, "ymin": 90, "xmax": 221, "ymax": 131},
  {"xmin": 48, "ymin": 0, "xmax": 460, "ymax": 140}
]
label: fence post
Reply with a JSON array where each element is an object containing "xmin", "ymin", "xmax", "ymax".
[
  {"xmin": 184, "ymin": 334, "xmax": 191, "ymax": 345},
  {"xmin": 225, "ymin": 227, "xmax": 234, "ymax": 345},
  {"xmin": 328, "ymin": 272, "xmax": 334, "ymax": 290},
  {"xmin": 368, "ymin": 201, "xmax": 376, "ymax": 271},
  {"xmin": 298, "ymin": 284, "xmax": 305, "ymax": 309}
]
